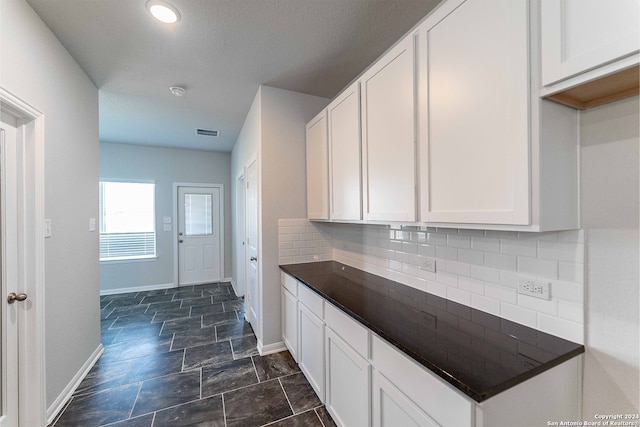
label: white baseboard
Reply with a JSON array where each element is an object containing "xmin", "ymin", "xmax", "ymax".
[
  {"xmin": 258, "ymin": 340, "xmax": 287, "ymax": 356},
  {"xmin": 100, "ymin": 282, "xmax": 176, "ymax": 296},
  {"xmin": 222, "ymin": 276, "xmax": 232, "ymax": 283},
  {"xmin": 47, "ymin": 344, "xmax": 104, "ymax": 423}
]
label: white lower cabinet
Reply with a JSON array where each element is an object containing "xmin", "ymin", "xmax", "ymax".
[
  {"xmin": 372, "ymin": 369, "xmax": 439, "ymax": 427},
  {"xmin": 371, "ymin": 335, "xmax": 473, "ymax": 427},
  {"xmin": 298, "ymin": 286, "xmax": 325, "ymax": 402},
  {"xmin": 281, "ymin": 273, "xmax": 581, "ymax": 427},
  {"xmin": 281, "ymin": 275, "xmax": 298, "ymax": 362},
  {"xmin": 325, "ymin": 327, "xmax": 371, "ymax": 427}
]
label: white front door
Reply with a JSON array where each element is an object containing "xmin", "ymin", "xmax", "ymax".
[
  {"xmin": 177, "ymin": 185, "xmax": 223, "ymax": 286},
  {"xmin": 0, "ymin": 120, "xmax": 20, "ymax": 427},
  {"xmin": 245, "ymin": 161, "xmax": 259, "ymax": 336}
]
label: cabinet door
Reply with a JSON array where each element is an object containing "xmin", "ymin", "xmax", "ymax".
[
  {"xmin": 372, "ymin": 370, "xmax": 440, "ymax": 427},
  {"xmin": 306, "ymin": 110, "xmax": 329, "ymax": 220},
  {"xmin": 420, "ymin": 0, "xmax": 530, "ymax": 225},
  {"xmin": 281, "ymin": 287, "xmax": 298, "ymax": 361},
  {"xmin": 298, "ymin": 303, "xmax": 325, "ymax": 402},
  {"xmin": 541, "ymin": 0, "xmax": 640, "ymax": 86},
  {"xmin": 361, "ymin": 34, "xmax": 416, "ymax": 222},
  {"xmin": 325, "ymin": 327, "xmax": 370, "ymax": 427},
  {"xmin": 328, "ymin": 82, "xmax": 362, "ymax": 221}
]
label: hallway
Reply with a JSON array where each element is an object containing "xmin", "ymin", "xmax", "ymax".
[{"xmin": 51, "ymin": 282, "xmax": 336, "ymax": 427}]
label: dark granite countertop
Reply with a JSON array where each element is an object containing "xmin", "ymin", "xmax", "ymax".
[{"xmin": 280, "ymin": 261, "xmax": 584, "ymax": 402}]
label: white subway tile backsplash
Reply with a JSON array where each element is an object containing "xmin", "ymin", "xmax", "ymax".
[
  {"xmin": 501, "ymin": 238, "xmax": 537, "ymax": 257},
  {"xmin": 436, "ymin": 271, "xmax": 458, "ymax": 287},
  {"xmin": 501, "ymin": 303, "xmax": 537, "ymax": 328},
  {"xmin": 471, "ymin": 236, "xmax": 501, "ymax": 252},
  {"xmin": 485, "ymin": 284, "xmax": 517, "ymax": 304},
  {"xmin": 517, "ymin": 256, "xmax": 559, "ymax": 279},
  {"xmin": 447, "ymin": 234, "xmax": 471, "ymax": 249},
  {"xmin": 458, "ymin": 249, "xmax": 484, "ymax": 266},
  {"xmin": 470, "ymin": 265, "xmax": 500, "ymax": 284},
  {"xmin": 278, "ymin": 219, "xmax": 584, "ymax": 342},
  {"xmin": 537, "ymin": 314, "xmax": 583, "ymax": 344},
  {"xmin": 538, "ymin": 241, "xmax": 584, "ymax": 263},
  {"xmin": 550, "ymin": 279, "xmax": 584, "ymax": 304},
  {"xmin": 518, "ymin": 294, "xmax": 559, "ymax": 316},
  {"xmin": 418, "ymin": 244, "xmax": 436, "ymax": 257},
  {"xmin": 389, "ymin": 240, "xmax": 403, "ymax": 252},
  {"xmin": 427, "ymin": 281, "xmax": 447, "ymax": 298},
  {"xmin": 558, "ymin": 300, "xmax": 584, "ymax": 323},
  {"xmin": 499, "ymin": 270, "xmax": 520, "ymax": 288},
  {"xmin": 471, "ymin": 294, "xmax": 500, "ymax": 316},
  {"xmin": 426, "ymin": 232, "xmax": 447, "ymax": 246},
  {"xmin": 447, "ymin": 287, "xmax": 472, "ymax": 306},
  {"xmin": 458, "ymin": 277, "xmax": 485, "ymax": 295},
  {"xmin": 559, "ymin": 262, "xmax": 584, "ymax": 284},
  {"xmin": 436, "ymin": 245, "xmax": 458, "ymax": 261},
  {"xmin": 446, "ymin": 260, "xmax": 471, "ymax": 277},
  {"xmin": 484, "ymin": 252, "xmax": 517, "ymax": 271}
]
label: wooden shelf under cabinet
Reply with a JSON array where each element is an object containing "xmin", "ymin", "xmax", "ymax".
[{"xmin": 544, "ymin": 64, "xmax": 639, "ymax": 110}]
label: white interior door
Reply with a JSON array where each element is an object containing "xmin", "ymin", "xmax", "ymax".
[
  {"xmin": 0, "ymin": 120, "xmax": 19, "ymax": 427},
  {"xmin": 178, "ymin": 185, "xmax": 222, "ymax": 286},
  {"xmin": 245, "ymin": 161, "xmax": 259, "ymax": 336}
]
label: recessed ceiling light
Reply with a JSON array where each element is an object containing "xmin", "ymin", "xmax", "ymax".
[
  {"xmin": 170, "ymin": 86, "xmax": 186, "ymax": 96},
  {"xmin": 147, "ymin": 0, "xmax": 181, "ymax": 24}
]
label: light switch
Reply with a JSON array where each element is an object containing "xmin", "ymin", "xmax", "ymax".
[
  {"xmin": 163, "ymin": 216, "xmax": 172, "ymax": 224},
  {"xmin": 44, "ymin": 218, "xmax": 52, "ymax": 238},
  {"xmin": 89, "ymin": 218, "xmax": 96, "ymax": 232},
  {"xmin": 163, "ymin": 224, "xmax": 172, "ymax": 231}
]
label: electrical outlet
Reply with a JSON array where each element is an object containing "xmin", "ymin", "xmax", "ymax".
[
  {"xmin": 518, "ymin": 277, "xmax": 551, "ymax": 300},
  {"xmin": 420, "ymin": 258, "xmax": 436, "ymax": 273}
]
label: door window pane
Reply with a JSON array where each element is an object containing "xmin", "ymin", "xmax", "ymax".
[{"xmin": 184, "ymin": 193, "xmax": 213, "ymax": 236}]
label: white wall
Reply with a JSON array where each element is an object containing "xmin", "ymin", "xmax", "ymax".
[
  {"xmin": 231, "ymin": 86, "xmax": 328, "ymax": 349},
  {"xmin": 580, "ymin": 96, "xmax": 639, "ymax": 414},
  {"xmin": 231, "ymin": 88, "xmax": 261, "ymax": 297},
  {"xmin": 1, "ymin": 0, "xmax": 100, "ymax": 411},
  {"xmin": 100, "ymin": 142, "xmax": 232, "ymax": 292},
  {"xmin": 259, "ymin": 86, "xmax": 329, "ymax": 347}
]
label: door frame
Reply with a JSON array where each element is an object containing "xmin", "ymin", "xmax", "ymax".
[
  {"xmin": 0, "ymin": 88, "xmax": 46, "ymax": 426},
  {"xmin": 172, "ymin": 182, "xmax": 224, "ymax": 287},
  {"xmin": 234, "ymin": 173, "xmax": 245, "ymax": 296}
]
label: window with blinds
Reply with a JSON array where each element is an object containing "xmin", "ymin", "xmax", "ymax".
[{"xmin": 99, "ymin": 181, "xmax": 156, "ymax": 261}]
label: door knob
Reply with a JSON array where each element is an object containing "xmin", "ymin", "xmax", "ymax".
[
  {"xmin": 7, "ymin": 292, "xmax": 28, "ymax": 304},
  {"xmin": 250, "ymin": 257, "xmax": 258, "ymax": 261},
  {"xmin": 179, "ymin": 239, "xmax": 184, "ymax": 243}
]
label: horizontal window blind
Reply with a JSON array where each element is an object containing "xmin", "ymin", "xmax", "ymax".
[{"xmin": 99, "ymin": 232, "xmax": 156, "ymax": 260}]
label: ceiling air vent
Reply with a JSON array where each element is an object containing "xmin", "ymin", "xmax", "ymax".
[{"xmin": 196, "ymin": 128, "xmax": 219, "ymax": 137}]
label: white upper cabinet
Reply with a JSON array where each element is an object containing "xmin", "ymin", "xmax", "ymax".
[
  {"xmin": 361, "ymin": 34, "xmax": 416, "ymax": 222},
  {"xmin": 540, "ymin": 0, "xmax": 640, "ymax": 87},
  {"xmin": 419, "ymin": 0, "xmax": 530, "ymax": 225},
  {"xmin": 306, "ymin": 110, "xmax": 329, "ymax": 220},
  {"xmin": 328, "ymin": 82, "xmax": 362, "ymax": 221}
]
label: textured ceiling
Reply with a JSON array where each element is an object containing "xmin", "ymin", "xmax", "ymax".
[{"xmin": 26, "ymin": 0, "xmax": 441, "ymax": 152}]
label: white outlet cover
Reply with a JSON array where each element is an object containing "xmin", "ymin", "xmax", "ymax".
[{"xmin": 518, "ymin": 277, "xmax": 551, "ymax": 300}]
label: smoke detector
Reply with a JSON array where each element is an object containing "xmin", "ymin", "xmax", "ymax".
[{"xmin": 169, "ymin": 86, "xmax": 186, "ymax": 97}]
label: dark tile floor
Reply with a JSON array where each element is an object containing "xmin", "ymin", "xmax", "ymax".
[{"xmin": 51, "ymin": 282, "xmax": 337, "ymax": 427}]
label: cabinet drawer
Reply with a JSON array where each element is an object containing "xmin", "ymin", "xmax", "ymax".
[
  {"xmin": 281, "ymin": 272, "xmax": 298, "ymax": 296},
  {"xmin": 325, "ymin": 303, "xmax": 369, "ymax": 358},
  {"xmin": 298, "ymin": 284, "xmax": 324, "ymax": 319},
  {"xmin": 371, "ymin": 335, "xmax": 473, "ymax": 427}
]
